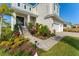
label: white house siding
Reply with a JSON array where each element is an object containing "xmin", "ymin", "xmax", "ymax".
[
  {"xmin": 66, "ymin": 25, "xmax": 71, "ymax": 28},
  {"xmin": 49, "ymin": 3, "xmax": 59, "ymax": 16},
  {"xmin": 49, "ymin": 3, "xmax": 54, "ymax": 15},
  {"xmin": 42, "ymin": 18, "xmax": 54, "ymax": 33},
  {"xmin": 12, "ymin": 3, "xmax": 37, "ymax": 15},
  {"xmin": 11, "ymin": 12, "xmax": 16, "ymax": 31},
  {"xmin": 12, "ymin": 3, "xmax": 32, "ymax": 12},
  {"xmin": 35, "ymin": 4, "xmax": 53, "ymax": 32},
  {"xmin": 11, "ymin": 3, "xmax": 64, "ymax": 33},
  {"xmin": 36, "ymin": 4, "xmax": 49, "ymax": 24},
  {"xmin": 35, "ymin": 3, "xmax": 62, "ymax": 32},
  {"xmin": 54, "ymin": 4, "xmax": 59, "ymax": 16},
  {"xmin": 53, "ymin": 24, "xmax": 63, "ymax": 32}
]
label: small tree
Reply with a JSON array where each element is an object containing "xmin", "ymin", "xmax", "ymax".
[{"xmin": 0, "ymin": 3, "xmax": 13, "ymax": 38}]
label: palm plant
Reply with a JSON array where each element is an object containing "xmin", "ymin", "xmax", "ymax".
[
  {"xmin": 3, "ymin": 19, "xmax": 11, "ymax": 27},
  {"xmin": 0, "ymin": 3, "xmax": 13, "ymax": 37}
]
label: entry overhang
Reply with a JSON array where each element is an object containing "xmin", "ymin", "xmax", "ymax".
[
  {"xmin": 45, "ymin": 14, "xmax": 65, "ymax": 24},
  {"xmin": 12, "ymin": 6, "xmax": 38, "ymax": 17}
]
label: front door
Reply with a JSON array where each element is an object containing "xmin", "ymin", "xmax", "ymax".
[{"xmin": 16, "ymin": 16, "xmax": 24, "ymax": 26}]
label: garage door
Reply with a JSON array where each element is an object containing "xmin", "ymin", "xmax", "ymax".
[{"xmin": 53, "ymin": 23, "xmax": 60, "ymax": 32}]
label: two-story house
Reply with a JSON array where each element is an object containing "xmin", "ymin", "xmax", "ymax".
[{"xmin": 11, "ymin": 3, "xmax": 64, "ymax": 33}]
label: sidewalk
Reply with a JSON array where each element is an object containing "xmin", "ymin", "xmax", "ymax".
[{"xmin": 24, "ymin": 30, "xmax": 64, "ymax": 51}]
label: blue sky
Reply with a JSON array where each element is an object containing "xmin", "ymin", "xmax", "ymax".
[
  {"xmin": 60, "ymin": 3, "xmax": 79, "ymax": 24},
  {"xmin": 3, "ymin": 15, "xmax": 11, "ymax": 23}
]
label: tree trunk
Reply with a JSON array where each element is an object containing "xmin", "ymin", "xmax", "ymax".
[
  {"xmin": 0, "ymin": 17, "xmax": 2, "ymax": 38},
  {"xmin": 0, "ymin": 15, "xmax": 3, "ymax": 38},
  {"xmin": 0, "ymin": 21, "xmax": 1, "ymax": 36}
]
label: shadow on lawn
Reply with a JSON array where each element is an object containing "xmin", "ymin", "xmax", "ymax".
[{"xmin": 61, "ymin": 36, "xmax": 79, "ymax": 50}]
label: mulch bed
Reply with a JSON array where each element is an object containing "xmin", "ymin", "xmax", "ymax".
[{"xmin": 9, "ymin": 41, "xmax": 36, "ymax": 56}]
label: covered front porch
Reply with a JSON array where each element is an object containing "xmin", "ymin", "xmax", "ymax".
[{"xmin": 11, "ymin": 11, "xmax": 37, "ymax": 31}]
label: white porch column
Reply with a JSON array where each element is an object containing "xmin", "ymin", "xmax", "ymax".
[
  {"xmin": 61, "ymin": 24, "xmax": 63, "ymax": 32},
  {"xmin": 27, "ymin": 14, "xmax": 30, "ymax": 25},
  {"xmin": 11, "ymin": 12, "xmax": 16, "ymax": 31}
]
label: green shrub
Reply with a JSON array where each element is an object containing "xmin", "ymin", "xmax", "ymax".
[
  {"xmin": 64, "ymin": 28, "xmax": 79, "ymax": 32},
  {"xmin": 28, "ymin": 22, "xmax": 37, "ymax": 35},
  {"xmin": 28, "ymin": 22, "xmax": 34, "ymax": 30},
  {"xmin": 0, "ymin": 41, "xmax": 12, "ymax": 47},
  {"xmin": 14, "ymin": 37, "xmax": 21, "ymax": 43},
  {"xmin": 51, "ymin": 33, "xmax": 55, "ymax": 37},
  {"xmin": 14, "ymin": 23, "xmax": 19, "ymax": 32},
  {"xmin": 35, "ymin": 23, "xmax": 40, "ymax": 30},
  {"xmin": 39, "ymin": 25, "xmax": 50, "ymax": 36},
  {"xmin": 14, "ymin": 50, "xmax": 32, "ymax": 56},
  {"xmin": 34, "ymin": 24, "xmax": 42, "ymax": 36},
  {"xmin": 72, "ymin": 26, "xmax": 76, "ymax": 28},
  {"xmin": 28, "ymin": 23, "xmax": 55, "ymax": 39},
  {"xmin": 1, "ymin": 27, "xmax": 12, "ymax": 41}
]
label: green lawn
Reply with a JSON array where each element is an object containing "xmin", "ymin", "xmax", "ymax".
[{"xmin": 37, "ymin": 36, "xmax": 79, "ymax": 56}]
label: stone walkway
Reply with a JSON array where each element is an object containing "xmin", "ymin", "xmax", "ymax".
[
  {"xmin": 23, "ymin": 28, "xmax": 64, "ymax": 51},
  {"xmin": 25, "ymin": 33, "xmax": 64, "ymax": 51},
  {"xmin": 23, "ymin": 27, "xmax": 79, "ymax": 51}
]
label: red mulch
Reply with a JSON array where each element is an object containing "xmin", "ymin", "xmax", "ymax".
[{"xmin": 18, "ymin": 42, "xmax": 36, "ymax": 55}]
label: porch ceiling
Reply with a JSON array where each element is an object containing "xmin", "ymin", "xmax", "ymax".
[
  {"xmin": 13, "ymin": 7, "xmax": 38, "ymax": 17},
  {"xmin": 45, "ymin": 14, "xmax": 65, "ymax": 24}
]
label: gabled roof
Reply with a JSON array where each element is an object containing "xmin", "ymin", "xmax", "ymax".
[{"xmin": 29, "ymin": 3, "xmax": 39, "ymax": 8}]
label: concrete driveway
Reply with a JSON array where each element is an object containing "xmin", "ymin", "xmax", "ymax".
[{"xmin": 57, "ymin": 32, "xmax": 79, "ymax": 37}]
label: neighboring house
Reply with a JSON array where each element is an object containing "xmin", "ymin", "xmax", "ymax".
[
  {"xmin": 73, "ymin": 24, "xmax": 79, "ymax": 28},
  {"xmin": 11, "ymin": 3, "xmax": 64, "ymax": 33},
  {"xmin": 64, "ymin": 22, "xmax": 72, "ymax": 28}
]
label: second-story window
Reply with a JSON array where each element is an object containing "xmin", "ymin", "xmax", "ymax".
[
  {"xmin": 57, "ymin": 7, "xmax": 59, "ymax": 13},
  {"xmin": 29, "ymin": 8, "xmax": 31, "ymax": 11},
  {"xmin": 18, "ymin": 3, "xmax": 20, "ymax": 7},
  {"xmin": 54, "ymin": 4, "xmax": 55, "ymax": 11},
  {"xmin": 24, "ymin": 5, "xmax": 26, "ymax": 9}
]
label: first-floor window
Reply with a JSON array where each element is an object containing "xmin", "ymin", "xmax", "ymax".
[
  {"xmin": 52, "ymin": 24, "xmax": 53, "ymax": 26},
  {"xmin": 54, "ymin": 4, "xmax": 55, "ymax": 11},
  {"xmin": 24, "ymin": 5, "xmax": 26, "ymax": 9},
  {"xmin": 29, "ymin": 8, "xmax": 31, "ymax": 11},
  {"xmin": 18, "ymin": 3, "xmax": 20, "ymax": 7}
]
